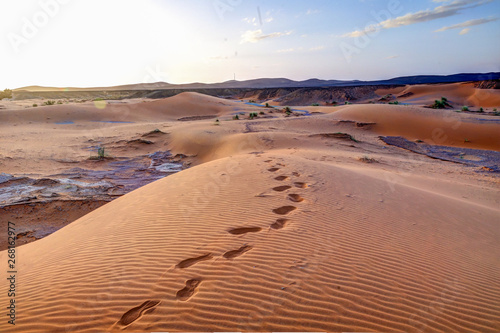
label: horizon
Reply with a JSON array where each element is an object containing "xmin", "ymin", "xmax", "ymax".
[
  {"xmin": 2, "ymin": 0, "xmax": 499, "ymax": 89},
  {"xmin": 12, "ymin": 70, "xmax": 500, "ymax": 90}
]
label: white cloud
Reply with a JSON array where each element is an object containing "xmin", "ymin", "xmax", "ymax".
[
  {"xmin": 243, "ymin": 17, "xmax": 258, "ymax": 26},
  {"xmin": 342, "ymin": 0, "xmax": 493, "ymax": 38},
  {"xmin": 240, "ymin": 29, "xmax": 292, "ymax": 44},
  {"xmin": 435, "ymin": 17, "xmax": 497, "ymax": 31},
  {"xmin": 459, "ymin": 28, "xmax": 471, "ymax": 34},
  {"xmin": 306, "ymin": 9, "xmax": 321, "ymax": 15},
  {"xmin": 276, "ymin": 48, "xmax": 295, "ymax": 53},
  {"xmin": 309, "ymin": 45, "xmax": 326, "ymax": 51}
]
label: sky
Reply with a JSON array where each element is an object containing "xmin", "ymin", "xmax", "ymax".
[{"xmin": 1, "ymin": 0, "xmax": 499, "ymax": 88}]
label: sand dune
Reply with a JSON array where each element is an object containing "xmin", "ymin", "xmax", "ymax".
[
  {"xmin": 377, "ymin": 82, "xmax": 500, "ymax": 108},
  {"xmin": 1, "ymin": 91, "xmax": 499, "ymax": 332}
]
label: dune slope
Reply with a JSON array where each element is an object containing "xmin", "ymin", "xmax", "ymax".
[{"xmin": 1, "ymin": 151, "xmax": 499, "ymax": 332}]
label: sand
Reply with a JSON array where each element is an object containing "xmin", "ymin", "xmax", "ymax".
[{"xmin": 0, "ymin": 91, "xmax": 499, "ymax": 332}]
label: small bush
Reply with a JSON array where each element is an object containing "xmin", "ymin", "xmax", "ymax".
[
  {"xmin": 233, "ymin": 115, "xmax": 239, "ymax": 120},
  {"xmin": 462, "ymin": 106, "xmax": 469, "ymax": 111},
  {"xmin": 98, "ymin": 147, "xmax": 106, "ymax": 158},
  {"xmin": 265, "ymin": 103, "xmax": 270, "ymax": 108},
  {"xmin": 259, "ymin": 111, "xmax": 265, "ymax": 115},
  {"xmin": 43, "ymin": 100, "xmax": 56, "ymax": 106},
  {"xmin": 249, "ymin": 99, "xmax": 256, "ymax": 103},
  {"xmin": 432, "ymin": 97, "xmax": 451, "ymax": 109},
  {"xmin": 388, "ymin": 101, "xmax": 399, "ymax": 105},
  {"xmin": 94, "ymin": 98, "xmax": 104, "ymax": 101},
  {"xmin": 478, "ymin": 107, "xmax": 484, "ymax": 113},
  {"xmin": 57, "ymin": 100, "xmax": 63, "ymax": 104},
  {"xmin": 345, "ymin": 101, "xmax": 352, "ymax": 105},
  {"xmin": 311, "ymin": 103, "xmax": 320, "ymax": 106},
  {"xmin": 0, "ymin": 89, "xmax": 12, "ymax": 100},
  {"xmin": 32, "ymin": 103, "xmax": 38, "ymax": 107}
]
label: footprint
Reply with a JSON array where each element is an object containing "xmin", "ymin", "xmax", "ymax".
[
  {"xmin": 176, "ymin": 253, "xmax": 213, "ymax": 269},
  {"xmin": 294, "ymin": 182, "xmax": 308, "ymax": 189},
  {"xmin": 288, "ymin": 194, "xmax": 304, "ymax": 202},
  {"xmin": 117, "ymin": 300, "xmax": 161, "ymax": 327},
  {"xmin": 273, "ymin": 185, "xmax": 292, "ymax": 192},
  {"xmin": 176, "ymin": 279, "xmax": 201, "ymax": 301},
  {"xmin": 223, "ymin": 245, "xmax": 253, "ymax": 259},
  {"xmin": 268, "ymin": 168, "xmax": 280, "ymax": 172},
  {"xmin": 270, "ymin": 218, "xmax": 289, "ymax": 230},
  {"xmin": 228, "ymin": 227, "xmax": 262, "ymax": 235},
  {"xmin": 292, "ymin": 172, "xmax": 300, "ymax": 177},
  {"xmin": 272, "ymin": 206, "xmax": 297, "ymax": 215},
  {"xmin": 274, "ymin": 176, "xmax": 289, "ymax": 181}
]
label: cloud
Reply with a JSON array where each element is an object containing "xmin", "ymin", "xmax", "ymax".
[
  {"xmin": 342, "ymin": 0, "xmax": 492, "ymax": 38},
  {"xmin": 243, "ymin": 17, "xmax": 258, "ymax": 26},
  {"xmin": 276, "ymin": 48, "xmax": 295, "ymax": 53},
  {"xmin": 309, "ymin": 45, "xmax": 326, "ymax": 51},
  {"xmin": 435, "ymin": 17, "xmax": 497, "ymax": 31},
  {"xmin": 459, "ymin": 28, "xmax": 471, "ymax": 34},
  {"xmin": 386, "ymin": 55, "xmax": 400, "ymax": 59},
  {"xmin": 240, "ymin": 29, "xmax": 292, "ymax": 44},
  {"xmin": 306, "ymin": 9, "xmax": 320, "ymax": 15}
]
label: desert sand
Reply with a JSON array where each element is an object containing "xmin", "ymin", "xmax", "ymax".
[{"xmin": 0, "ymin": 88, "xmax": 499, "ymax": 332}]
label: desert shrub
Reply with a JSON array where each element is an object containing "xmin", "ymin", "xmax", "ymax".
[
  {"xmin": 432, "ymin": 97, "xmax": 451, "ymax": 109},
  {"xmin": 462, "ymin": 106, "xmax": 469, "ymax": 111},
  {"xmin": 57, "ymin": 100, "xmax": 63, "ymax": 104},
  {"xmin": 265, "ymin": 103, "xmax": 270, "ymax": 108},
  {"xmin": 388, "ymin": 101, "xmax": 399, "ymax": 105},
  {"xmin": 233, "ymin": 115, "xmax": 239, "ymax": 120},
  {"xmin": 32, "ymin": 103, "xmax": 38, "ymax": 107},
  {"xmin": 259, "ymin": 111, "xmax": 265, "ymax": 115},
  {"xmin": 478, "ymin": 107, "xmax": 484, "ymax": 113},
  {"xmin": 0, "ymin": 89, "xmax": 12, "ymax": 100},
  {"xmin": 97, "ymin": 147, "xmax": 106, "ymax": 158},
  {"xmin": 311, "ymin": 103, "xmax": 320, "ymax": 106},
  {"xmin": 249, "ymin": 99, "xmax": 256, "ymax": 103},
  {"xmin": 345, "ymin": 101, "xmax": 352, "ymax": 105},
  {"xmin": 94, "ymin": 98, "xmax": 104, "ymax": 101},
  {"xmin": 43, "ymin": 100, "xmax": 56, "ymax": 106}
]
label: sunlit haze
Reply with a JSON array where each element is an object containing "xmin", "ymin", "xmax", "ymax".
[{"xmin": 1, "ymin": 0, "xmax": 499, "ymax": 88}]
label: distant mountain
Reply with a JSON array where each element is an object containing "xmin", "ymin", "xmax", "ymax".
[{"xmin": 14, "ymin": 72, "xmax": 500, "ymax": 92}]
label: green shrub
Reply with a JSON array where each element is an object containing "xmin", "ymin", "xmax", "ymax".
[
  {"xmin": 0, "ymin": 89, "xmax": 12, "ymax": 100},
  {"xmin": 432, "ymin": 97, "xmax": 451, "ymax": 109},
  {"xmin": 43, "ymin": 100, "xmax": 56, "ymax": 106},
  {"xmin": 311, "ymin": 103, "xmax": 319, "ymax": 106},
  {"xmin": 97, "ymin": 147, "xmax": 105, "ymax": 158},
  {"xmin": 345, "ymin": 101, "xmax": 352, "ymax": 105},
  {"xmin": 478, "ymin": 107, "xmax": 484, "ymax": 113},
  {"xmin": 259, "ymin": 111, "xmax": 265, "ymax": 115},
  {"xmin": 388, "ymin": 101, "xmax": 399, "ymax": 105},
  {"xmin": 233, "ymin": 114, "xmax": 239, "ymax": 120},
  {"xmin": 265, "ymin": 103, "xmax": 270, "ymax": 108},
  {"xmin": 94, "ymin": 98, "xmax": 104, "ymax": 101},
  {"xmin": 462, "ymin": 106, "xmax": 469, "ymax": 111},
  {"xmin": 32, "ymin": 103, "xmax": 38, "ymax": 107}
]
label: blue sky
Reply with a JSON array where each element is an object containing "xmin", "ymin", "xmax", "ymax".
[{"xmin": 1, "ymin": 0, "xmax": 499, "ymax": 88}]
